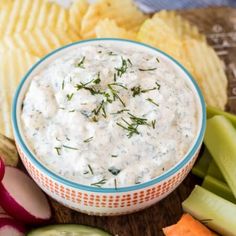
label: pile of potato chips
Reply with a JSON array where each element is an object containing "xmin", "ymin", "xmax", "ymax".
[{"xmin": 0, "ymin": 0, "xmax": 228, "ymax": 138}]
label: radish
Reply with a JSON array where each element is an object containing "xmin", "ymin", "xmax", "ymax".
[
  {"xmin": 0, "ymin": 218, "xmax": 25, "ymax": 236},
  {"xmin": 0, "ymin": 166, "xmax": 51, "ymax": 224},
  {"xmin": 0, "ymin": 206, "xmax": 12, "ymax": 219},
  {"xmin": 0, "ymin": 158, "xmax": 4, "ymax": 181}
]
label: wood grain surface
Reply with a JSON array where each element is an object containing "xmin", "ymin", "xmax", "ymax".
[{"xmin": 28, "ymin": 7, "xmax": 236, "ymax": 236}]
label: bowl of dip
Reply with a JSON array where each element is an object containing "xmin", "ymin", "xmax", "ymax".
[{"xmin": 12, "ymin": 38, "xmax": 206, "ymax": 216}]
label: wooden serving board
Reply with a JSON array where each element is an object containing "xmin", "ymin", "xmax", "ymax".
[{"xmin": 28, "ymin": 7, "xmax": 236, "ymax": 236}]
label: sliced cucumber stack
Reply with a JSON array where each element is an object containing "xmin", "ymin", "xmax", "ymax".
[{"xmin": 27, "ymin": 224, "xmax": 111, "ymax": 236}]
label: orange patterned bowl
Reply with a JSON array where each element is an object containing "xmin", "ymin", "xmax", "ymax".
[{"xmin": 12, "ymin": 39, "xmax": 206, "ymax": 216}]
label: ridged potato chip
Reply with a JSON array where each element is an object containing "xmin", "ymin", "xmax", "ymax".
[
  {"xmin": 0, "ymin": 0, "xmax": 71, "ymax": 37},
  {"xmin": 155, "ymin": 11, "xmax": 206, "ymax": 41},
  {"xmin": 137, "ymin": 12, "xmax": 227, "ymax": 109},
  {"xmin": 81, "ymin": 0, "xmax": 147, "ymax": 39},
  {"xmin": 0, "ymin": 28, "xmax": 80, "ymax": 57},
  {"xmin": 0, "ymin": 50, "xmax": 39, "ymax": 138},
  {"xmin": 69, "ymin": 0, "xmax": 89, "ymax": 34},
  {"xmin": 184, "ymin": 39, "xmax": 227, "ymax": 109},
  {"xmin": 95, "ymin": 18, "xmax": 136, "ymax": 40}
]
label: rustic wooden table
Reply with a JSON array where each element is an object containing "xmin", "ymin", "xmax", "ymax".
[{"xmin": 31, "ymin": 7, "xmax": 236, "ymax": 236}]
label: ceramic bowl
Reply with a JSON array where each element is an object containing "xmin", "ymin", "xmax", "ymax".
[{"xmin": 12, "ymin": 39, "xmax": 206, "ymax": 216}]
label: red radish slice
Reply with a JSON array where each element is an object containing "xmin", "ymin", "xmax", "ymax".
[
  {"xmin": 0, "ymin": 166, "xmax": 51, "ymax": 224},
  {"xmin": 0, "ymin": 206, "xmax": 12, "ymax": 219},
  {"xmin": 0, "ymin": 158, "xmax": 4, "ymax": 181},
  {"xmin": 0, "ymin": 218, "xmax": 25, "ymax": 236}
]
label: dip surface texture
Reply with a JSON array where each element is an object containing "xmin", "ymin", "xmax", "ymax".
[{"xmin": 21, "ymin": 43, "xmax": 199, "ymax": 188}]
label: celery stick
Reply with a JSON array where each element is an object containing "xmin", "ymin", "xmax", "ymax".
[
  {"xmin": 207, "ymin": 106, "xmax": 236, "ymax": 127},
  {"xmin": 202, "ymin": 175, "xmax": 236, "ymax": 204},
  {"xmin": 204, "ymin": 115, "xmax": 236, "ymax": 198},
  {"xmin": 192, "ymin": 148, "xmax": 212, "ymax": 178},
  {"xmin": 182, "ymin": 185, "xmax": 236, "ymax": 236},
  {"xmin": 207, "ymin": 160, "xmax": 225, "ymax": 182}
]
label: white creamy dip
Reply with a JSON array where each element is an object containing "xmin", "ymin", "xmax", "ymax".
[{"xmin": 21, "ymin": 42, "xmax": 199, "ymax": 188}]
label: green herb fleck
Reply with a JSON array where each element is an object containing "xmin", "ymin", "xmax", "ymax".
[
  {"xmin": 83, "ymin": 136, "xmax": 93, "ymax": 143},
  {"xmin": 116, "ymin": 113, "xmax": 148, "ymax": 138},
  {"xmin": 108, "ymin": 51, "xmax": 117, "ymax": 56},
  {"xmin": 111, "ymin": 154, "xmax": 118, "ymax": 158},
  {"xmin": 151, "ymin": 120, "xmax": 156, "ymax": 129},
  {"xmin": 146, "ymin": 98, "xmax": 159, "ymax": 107},
  {"xmin": 114, "ymin": 179, "xmax": 118, "ymax": 190},
  {"xmin": 131, "ymin": 85, "xmax": 157, "ymax": 97},
  {"xmin": 108, "ymin": 84, "xmax": 126, "ymax": 107},
  {"xmin": 91, "ymin": 178, "xmax": 107, "ymax": 188},
  {"xmin": 138, "ymin": 68, "xmax": 157, "ymax": 71},
  {"xmin": 111, "ymin": 109, "xmax": 129, "ymax": 115},
  {"xmin": 66, "ymin": 93, "xmax": 74, "ymax": 101},
  {"xmin": 61, "ymin": 80, "xmax": 65, "ymax": 90},
  {"xmin": 98, "ymin": 51, "xmax": 102, "ymax": 53},
  {"xmin": 93, "ymin": 72, "xmax": 101, "ymax": 84},
  {"xmin": 54, "ymin": 147, "xmax": 61, "ymax": 155},
  {"xmin": 88, "ymin": 164, "xmax": 94, "ymax": 175},
  {"xmin": 62, "ymin": 145, "xmax": 78, "ymax": 150},
  {"xmin": 76, "ymin": 56, "xmax": 85, "ymax": 68},
  {"xmin": 156, "ymin": 57, "xmax": 160, "ymax": 63},
  {"xmin": 59, "ymin": 107, "xmax": 65, "ymax": 110},
  {"xmin": 69, "ymin": 109, "xmax": 75, "ymax": 112},
  {"xmin": 156, "ymin": 82, "xmax": 161, "ymax": 90},
  {"xmin": 113, "ymin": 73, "xmax": 117, "ymax": 82},
  {"xmin": 127, "ymin": 58, "xmax": 132, "ymax": 66},
  {"xmin": 115, "ymin": 57, "xmax": 129, "ymax": 77}
]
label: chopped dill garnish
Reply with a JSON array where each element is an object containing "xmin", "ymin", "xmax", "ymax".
[
  {"xmin": 59, "ymin": 107, "xmax": 65, "ymax": 110},
  {"xmin": 156, "ymin": 57, "xmax": 160, "ymax": 63},
  {"xmin": 69, "ymin": 109, "xmax": 75, "ymax": 112},
  {"xmin": 131, "ymin": 85, "xmax": 157, "ymax": 97},
  {"xmin": 113, "ymin": 73, "xmax": 117, "ymax": 82},
  {"xmin": 156, "ymin": 82, "xmax": 161, "ymax": 90},
  {"xmin": 115, "ymin": 57, "xmax": 129, "ymax": 77},
  {"xmin": 98, "ymin": 50, "xmax": 102, "ymax": 53},
  {"xmin": 114, "ymin": 179, "xmax": 118, "ymax": 190},
  {"xmin": 127, "ymin": 58, "xmax": 132, "ymax": 66},
  {"xmin": 92, "ymin": 100, "xmax": 105, "ymax": 116},
  {"xmin": 62, "ymin": 145, "xmax": 78, "ymax": 150},
  {"xmin": 111, "ymin": 109, "xmax": 129, "ymax": 115},
  {"xmin": 54, "ymin": 147, "xmax": 61, "ymax": 155},
  {"xmin": 108, "ymin": 51, "xmax": 117, "ymax": 56},
  {"xmin": 109, "ymin": 82, "xmax": 128, "ymax": 90},
  {"xmin": 138, "ymin": 68, "xmax": 157, "ymax": 71},
  {"xmin": 93, "ymin": 72, "xmax": 101, "ymax": 84},
  {"xmin": 146, "ymin": 98, "xmax": 159, "ymax": 107},
  {"xmin": 66, "ymin": 93, "xmax": 74, "ymax": 101},
  {"xmin": 76, "ymin": 56, "xmax": 85, "ymax": 68},
  {"xmin": 88, "ymin": 164, "xmax": 94, "ymax": 175},
  {"xmin": 151, "ymin": 120, "xmax": 156, "ymax": 129},
  {"xmin": 116, "ymin": 113, "xmax": 148, "ymax": 138},
  {"xmin": 111, "ymin": 154, "xmax": 118, "ymax": 158},
  {"xmin": 83, "ymin": 136, "xmax": 93, "ymax": 143},
  {"xmin": 108, "ymin": 84, "xmax": 126, "ymax": 107},
  {"xmin": 61, "ymin": 80, "xmax": 65, "ymax": 90},
  {"xmin": 66, "ymin": 136, "xmax": 70, "ymax": 141},
  {"xmin": 91, "ymin": 178, "xmax": 107, "ymax": 188}
]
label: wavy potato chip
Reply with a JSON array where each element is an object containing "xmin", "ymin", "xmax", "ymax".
[
  {"xmin": 95, "ymin": 18, "xmax": 136, "ymax": 40},
  {"xmin": 154, "ymin": 10, "xmax": 206, "ymax": 41},
  {"xmin": 0, "ymin": 28, "xmax": 80, "ymax": 57},
  {"xmin": 184, "ymin": 39, "xmax": 227, "ymax": 109},
  {"xmin": 0, "ymin": 50, "xmax": 39, "ymax": 138},
  {"xmin": 69, "ymin": 0, "xmax": 89, "ymax": 34},
  {"xmin": 81, "ymin": 0, "xmax": 147, "ymax": 39},
  {"xmin": 0, "ymin": 0, "xmax": 71, "ymax": 37}
]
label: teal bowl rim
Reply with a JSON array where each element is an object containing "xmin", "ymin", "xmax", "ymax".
[{"xmin": 12, "ymin": 38, "xmax": 206, "ymax": 193}]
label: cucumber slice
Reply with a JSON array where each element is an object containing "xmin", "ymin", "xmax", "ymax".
[
  {"xmin": 192, "ymin": 148, "xmax": 212, "ymax": 178},
  {"xmin": 27, "ymin": 224, "xmax": 112, "ymax": 236},
  {"xmin": 182, "ymin": 185, "xmax": 236, "ymax": 236},
  {"xmin": 204, "ymin": 115, "xmax": 236, "ymax": 198},
  {"xmin": 202, "ymin": 175, "xmax": 236, "ymax": 204},
  {"xmin": 207, "ymin": 160, "xmax": 225, "ymax": 182},
  {"xmin": 207, "ymin": 106, "xmax": 236, "ymax": 127}
]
